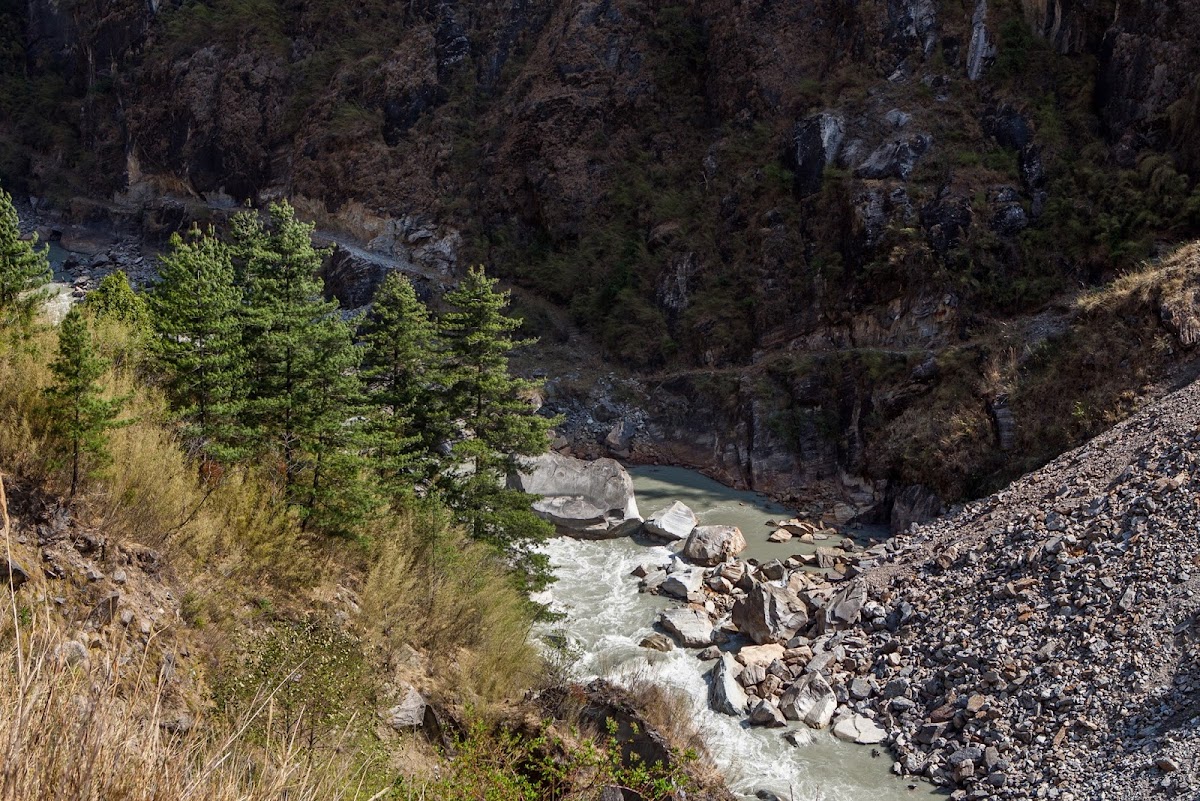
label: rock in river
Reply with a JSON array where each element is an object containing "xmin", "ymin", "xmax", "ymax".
[
  {"xmin": 643, "ymin": 501, "xmax": 697, "ymax": 542},
  {"xmin": 682, "ymin": 525, "xmax": 747, "ymax": 566},
  {"xmin": 732, "ymin": 581, "xmax": 808, "ymax": 645},
  {"xmin": 709, "ymin": 652, "xmax": 749, "ymax": 716},
  {"xmin": 509, "ymin": 452, "xmax": 641, "ymax": 538},
  {"xmin": 832, "ymin": 714, "xmax": 888, "ymax": 745},
  {"xmin": 780, "ymin": 672, "xmax": 836, "ymax": 729},
  {"xmin": 658, "ymin": 607, "xmax": 714, "ymax": 648}
]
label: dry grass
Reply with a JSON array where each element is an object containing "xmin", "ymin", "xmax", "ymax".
[
  {"xmin": 1076, "ymin": 241, "xmax": 1200, "ymax": 314},
  {"xmin": 0, "ymin": 612, "xmax": 377, "ymax": 801},
  {"xmin": 361, "ymin": 506, "xmax": 541, "ymax": 703},
  {"xmin": 0, "ymin": 471, "xmax": 379, "ymax": 801}
]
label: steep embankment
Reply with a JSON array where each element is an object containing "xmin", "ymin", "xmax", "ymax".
[
  {"xmin": 838, "ymin": 370, "xmax": 1200, "ymax": 797},
  {"xmin": 637, "ymin": 369, "xmax": 1200, "ymax": 798}
]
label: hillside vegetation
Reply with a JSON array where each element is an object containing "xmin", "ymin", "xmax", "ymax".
[{"xmin": 0, "ymin": 189, "xmax": 721, "ymax": 801}]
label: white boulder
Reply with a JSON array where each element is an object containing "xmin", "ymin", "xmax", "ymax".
[{"xmin": 509, "ymin": 452, "xmax": 641, "ymax": 538}]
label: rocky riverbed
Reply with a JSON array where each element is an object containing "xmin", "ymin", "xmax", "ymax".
[{"xmin": 528, "ymin": 376, "xmax": 1200, "ymax": 800}]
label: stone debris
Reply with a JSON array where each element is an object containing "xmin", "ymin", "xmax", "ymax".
[{"xmin": 645, "ymin": 377, "xmax": 1200, "ymax": 799}]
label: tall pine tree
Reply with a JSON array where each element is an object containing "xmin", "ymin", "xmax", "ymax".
[
  {"xmin": 359, "ymin": 272, "xmax": 448, "ymax": 504},
  {"xmin": 238, "ymin": 201, "xmax": 371, "ymax": 532},
  {"xmin": 45, "ymin": 307, "xmax": 125, "ymax": 496},
  {"xmin": 439, "ymin": 265, "xmax": 555, "ymax": 588},
  {"xmin": 0, "ymin": 185, "xmax": 51, "ymax": 328},
  {"xmin": 150, "ymin": 228, "xmax": 247, "ymax": 465}
]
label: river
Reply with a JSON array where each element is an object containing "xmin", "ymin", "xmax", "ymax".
[{"xmin": 533, "ymin": 465, "xmax": 934, "ymax": 801}]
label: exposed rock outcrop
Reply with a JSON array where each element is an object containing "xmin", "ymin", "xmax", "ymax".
[{"xmin": 509, "ymin": 452, "xmax": 641, "ymax": 538}]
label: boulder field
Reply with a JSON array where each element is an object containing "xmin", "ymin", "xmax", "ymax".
[{"xmin": 633, "ymin": 376, "xmax": 1200, "ymax": 799}]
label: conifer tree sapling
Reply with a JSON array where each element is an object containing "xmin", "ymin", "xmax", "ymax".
[
  {"xmin": 0, "ymin": 185, "xmax": 51, "ymax": 328},
  {"xmin": 45, "ymin": 307, "xmax": 126, "ymax": 496},
  {"xmin": 150, "ymin": 228, "xmax": 247, "ymax": 465}
]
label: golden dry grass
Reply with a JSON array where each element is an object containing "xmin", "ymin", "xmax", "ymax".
[{"xmin": 0, "ymin": 470, "xmax": 379, "ymax": 801}]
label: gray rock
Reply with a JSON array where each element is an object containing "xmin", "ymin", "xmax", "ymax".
[
  {"xmin": 790, "ymin": 112, "xmax": 845, "ymax": 196},
  {"xmin": 3, "ymin": 559, "xmax": 29, "ymax": 590},
  {"xmin": 780, "ymin": 672, "xmax": 837, "ymax": 729},
  {"xmin": 55, "ymin": 640, "xmax": 89, "ymax": 667},
  {"xmin": 966, "ymin": 0, "xmax": 996, "ymax": 80},
  {"xmin": 661, "ymin": 567, "xmax": 704, "ymax": 600},
  {"xmin": 709, "ymin": 653, "xmax": 749, "ymax": 716},
  {"xmin": 825, "ymin": 583, "xmax": 867, "ymax": 628},
  {"xmin": 509, "ymin": 452, "xmax": 641, "ymax": 538},
  {"xmin": 832, "ymin": 714, "xmax": 888, "ymax": 744},
  {"xmin": 604, "ymin": 418, "xmax": 636, "ymax": 454},
  {"xmin": 159, "ymin": 713, "xmax": 195, "ymax": 734},
  {"xmin": 759, "ymin": 560, "xmax": 786, "ymax": 581},
  {"xmin": 733, "ymin": 581, "xmax": 809, "ymax": 645},
  {"xmin": 643, "ymin": 501, "xmax": 697, "ymax": 542},
  {"xmin": 385, "ymin": 684, "xmax": 427, "ymax": 730},
  {"xmin": 682, "ymin": 525, "xmax": 747, "ymax": 566},
  {"xmin": 749, "ymin": 699, "xmax": 787, "ymax": 727},
  {"xmin": 639, "ymin": 633, "xmax": 674, "ymax": 652},
  {"xmin": 658, "ymin": 607, "xmax": 714, "ymax": 648},
  {"xmin": 854, "ymin": 134, "xmax": 932, "ymax": 181},
  {"xmin": 86, "ymin": 592, "xmax": 120, "ymax": 628}
]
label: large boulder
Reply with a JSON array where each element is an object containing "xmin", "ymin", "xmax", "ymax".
[
  {"xmin": 780, "ymin": 673, "xmax": 836, "ymax": 729},
  {"xmin": 682, "ymin": 525, "xmax": 747, "ymax": 566},
  {"xmin": 709, "ymin": 653, "xmax": 749, "ymax": 716},
  {"xmin": 732, "ymin": 581, "xmax": 809, "ymax": 645},
  {"xmin": 660, "ymin": 567, "xmax": 704, "ymax": 600},
  {"xmin": 658, "ymin": 607, "xmax": 714, "ymax": 648},
  {"xmin": 509, "ymin": 452, "xmax": 641, "ymax": 538},
  {"xmin": 643, "ymin": 501, "xmax": 697, "ymax": 542},
  {"xmin": 823, "ymin": 582, "xmax": 867, "ymax": 629}
]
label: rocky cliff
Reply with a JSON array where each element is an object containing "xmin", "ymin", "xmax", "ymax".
[{"xmin": 3, "ymin": 0, "xmax": 1200, "ymax": 521}]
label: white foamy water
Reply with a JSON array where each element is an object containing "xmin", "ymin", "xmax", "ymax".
[{"xmin": 532, "ymin": 467, "xmax": 934, "ymax": 801}]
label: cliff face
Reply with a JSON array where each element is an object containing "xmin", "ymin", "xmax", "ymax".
[{"xmin": 3, "ymin": 0, "xmax": 1200, "ymax": 517}]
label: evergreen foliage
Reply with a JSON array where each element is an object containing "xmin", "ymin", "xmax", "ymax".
[
  {"xmin": 86, "ymin": 269, "xmax": 150, "ymax": 331},
  {"xmin": 236, "ymin": 201, "xmax": 370, "ymax": 532},
  {"xmin": 45, "ymin": 306, "xmax": 125, "ymax": 495},
  {"xmin": 0, "ymin": 185, "xmax": 51, "ymax": 328},
  {"xmin": 359, "ymin": 272, "xmax": 448, "ymax": 503},
  {"xmin": 150, "ymin": 228, "xmax": 248, "ymax": 464},
  {"xmin": 440, "ymin": 265, "xmax": 555, "ymax": 588}
]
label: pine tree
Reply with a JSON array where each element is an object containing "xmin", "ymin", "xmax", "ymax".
[
  {"xmin": 439, "ymin": 265, "xmax": 555, "ymax": 588},
  {"xmin": 45, "ymin": 307, "xmax": 125, "ymax": 496},
  {"xmin": 300, "ymin": 315, "xmax": 374, "ymax": 534},
  {"xmin": 0, "ymin": 185, "xmax": 51, "ymax": 328},
  {"xmin": 150, "ymin": 228, "xmax": 247, "ymax": 465},
  {"xmin": 238, "ymin": 201, "xmax": 371, "ymax": 532},
  {"xmin": 359, "ymin": 272, "xmax": 448, "ymax": 503}
]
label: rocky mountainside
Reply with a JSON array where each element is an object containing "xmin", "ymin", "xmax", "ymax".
[
  {"xmin": 3, "ymin": 0, "xmax": 1200, "ymax": 521},
  {"xmin": 640, "ymin": 366, "xmax": 1200, "ymax": 799}
]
